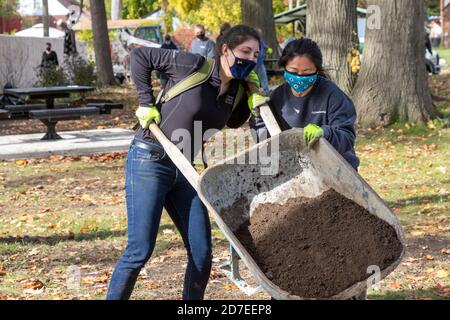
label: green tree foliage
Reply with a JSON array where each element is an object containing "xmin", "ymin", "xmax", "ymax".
[
  {"xmin": 167, "ymin": 0, "xmax": 240, "ymax": 32},
  {"xmin": 0, "ymin": 0, "xmax": 19, "ymax": 18},
  {"xmin": 122, "ymin": 0, "xmax": 158, "ymax": 19},
  {"xmin": 425, "ymin": 0, "xmax": 440, "ymax": 16}
]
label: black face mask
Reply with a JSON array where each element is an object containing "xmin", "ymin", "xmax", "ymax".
[
  {"xmin": 46, "ymin": 47, "xmax": 51, "ymax": 52},
  {"xmin": 196, "ymin": 33, "xmax": 206, "ymax": 40}
]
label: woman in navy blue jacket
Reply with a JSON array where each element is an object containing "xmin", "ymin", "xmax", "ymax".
[{"xmin": 251, "ymin": 38, "xmax": 360, "ymax": 170}]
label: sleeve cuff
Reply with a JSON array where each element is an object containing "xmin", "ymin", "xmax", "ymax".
[
  {"xmin": 322, "ymin": 125, "xmax": 331, "ymax": 140},
  {"xmin": 139, "ymin": 95, "xmax": 156, "ymax": 106}
]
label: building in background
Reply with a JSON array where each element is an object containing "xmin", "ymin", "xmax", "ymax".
[{"xmin": 7, "ymin": 0, "xmax": 91, "ymax": 33}]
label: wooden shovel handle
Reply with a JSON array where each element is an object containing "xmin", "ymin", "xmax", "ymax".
[
  {"xmin": 259, "ymin": 104, "xmax": 282, "ymax": 136},
  {"xmin": 146, "ymin": 104, "xmax": 280, "ymax": 190},
  {"xmin": 148, "ymin": 123, "xmax": 200, "ymax": 191}
]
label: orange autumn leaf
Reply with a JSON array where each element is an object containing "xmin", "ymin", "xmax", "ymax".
[
  {"xmin": 390, "ymin": 280, "xmax": 402, "ymax": 290},
  {"xmin": 23, "ymin": 279, "xmax": 45, "ymax": 290}
]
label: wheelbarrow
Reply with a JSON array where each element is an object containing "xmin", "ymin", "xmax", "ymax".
[{"xmin": 147, "ymin": 105, "xmax": 406, "ymax": 300}]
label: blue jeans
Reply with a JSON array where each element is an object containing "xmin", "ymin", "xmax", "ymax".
[{"xmin": 106, "ymin": 139, "xmax": 212, "ymax": 300}]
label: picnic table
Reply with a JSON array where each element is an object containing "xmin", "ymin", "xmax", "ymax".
[
  {"xmin": 264, "ymin": 58, "xmax": 284, "ymax": 76},
  {"xmin": 2, "ymin": 86, "xmax": 123, "ymax": 140}
]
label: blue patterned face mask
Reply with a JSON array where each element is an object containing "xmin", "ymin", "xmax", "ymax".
[{"xmin": 284, "ymin": 71, "xmax": 318, "ymax": 94}]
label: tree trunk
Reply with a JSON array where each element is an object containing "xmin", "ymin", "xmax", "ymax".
[
  {"xmin": 90, "ymin": 0, "xmax": 116, "ymax": 85},
  {"xmin": 42, "ymin": 0, "xmax": 49, "ymax": 37},
  {"xmin": 307, "ymin": 0, "xmax": 358, "ymax": 95},
  {"xmin": 241, "ymin": 0, "xmax": 280, "ymax": 57},
  {"xmin": 352, "ymin": 0, "xmax": 435, "ymax": 127},
  {"xmin": 161, "ymin": 0, "xmax": 171, "ymax": 34},
  {"xmin": 111, "ymin": 0, "xmax": 122, "ymax": 20}
]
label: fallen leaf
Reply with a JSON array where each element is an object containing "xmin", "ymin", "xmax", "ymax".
[
  {"xmin": 436, "ymin": 270, "xmax": 448, "ymax": 279},
  {"xmin": 143, "ymin": 281, "xmax": 159, "ymax": 289},
  {"xmin": 23, "ymin": 279, "xmax": 45, "ymax": 290},
  {"xmin": 390, "ymin": 280, "xmax": 402, "ymax": 290},
  {"xmin": 83, "ymin": 272, "xmax": 109, "ymax": 285},
  {"xmin": 23, "ymin": 287, "xmax": 44, "ymax": 295},
  {"xmin": 28, "ymin": 248, "xmax": 40, "ymax": 256},
  {"xmin": 406, "ymin": 275, "xmax": 426, "ymax": 282},
  {"xmin": 15, "ymin": 159, "xmax": 27, "ymax": 166},
  {"xmin": 0, "ymin": 265, "xmax": 6, "ymax": 277},
  {"xmin": 425, "ymin": 268, "xmax": 435, "ymax": 274},
  {"xmin": 81, "ymin": 194, "xmax": 92, "ymax": 202},
  {"xmin": 80, "ymin": 225, "xmax": 90, "ymax": 233},
  {"xmin": 223, "ymin": 283, "xmax": 238, "ymax": 291}
]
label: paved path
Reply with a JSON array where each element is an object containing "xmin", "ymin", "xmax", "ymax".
[{"xmin": 0, "ymin": 128, "xmax": 134, "ymax": 160}]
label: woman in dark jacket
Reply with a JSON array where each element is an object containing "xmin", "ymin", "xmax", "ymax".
[
  {"xmin": 250, "ymin": 38, "xmax": 360, "ymax": 170},
  {"xmin": 250, "ymin": 39, "xmax": 363, "ymax": 300},
  {"xmin": 106, "ymin": 25, "xmax": 261, "ymax": 300}
]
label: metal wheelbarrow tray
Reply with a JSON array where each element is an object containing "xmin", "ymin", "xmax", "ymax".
[
  {"xmin": 197, "ymin": 128, "xmax": 406, "ymax": 300},
  {"xmin": 147, "ymin": 104, "xmax": 405, "ymax": 300}
]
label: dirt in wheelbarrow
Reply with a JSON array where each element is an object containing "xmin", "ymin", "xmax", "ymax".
[{"xmin": 233, "ymin": 189, "xmax": 403, "ymax": 299}]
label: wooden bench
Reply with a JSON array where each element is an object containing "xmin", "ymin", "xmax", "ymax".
[
  {"xmin": 266, "ymin": 68, "xmax": 284, "ymax": 76},
  {"xmin": 29, "ymin": 106, "xmax": 101, "ymax": 121},
  {"xmin": 0, "ymin": 109, "xmax": 9, "ymax": 119},
  {"xmin": 2, "ymin": 86, "xmax": 111, "ymax": 140},
  {"xmin": 87, "ymin": 102, "xmax": 123, "ymax": 114},
  {"xmin": 27, "ymin": 107, "xmax": 100, "ymax": 140},
  {"xmin": 4, "ymin": 103, "xmax": 70, "ymax": 119},
  {"xmin": 29, "ymin": 103, "xmax": 123, "ymax": 140},
  {"xmin": 264, "ymin": 58, "xmax": 284, "ymax": 77}
]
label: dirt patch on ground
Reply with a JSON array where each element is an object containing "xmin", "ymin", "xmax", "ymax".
[
  {"xmin": 233, "ymin": 189, "xmax": 404, "ymax": 298},
  {"xmin": 430, "ymin": 71, "xmax": 450, "ymax": 103}
]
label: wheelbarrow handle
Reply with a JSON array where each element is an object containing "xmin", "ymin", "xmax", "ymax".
[
  {"xmin": 148, "ymin": 123, "xmax": 201, "ymax": 191},
  {"xmin": 259, "ymin": 104, "xmax": 282, "ymax": 136}
]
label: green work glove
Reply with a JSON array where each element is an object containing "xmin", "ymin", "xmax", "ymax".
[
  {"xmin": 304, "ymin": 123, "xmax": 324, "ymax": 147},
  {"xmin": 135, "ymin": 105, "xmax": 161, "ymax": 129},
  {"xmin": 246, "ymin": 71, "xmax": 260, "ymax": 87},
  {"xmin": 248, "ymin": 93, "xmax": 269, "ymax": 116}
]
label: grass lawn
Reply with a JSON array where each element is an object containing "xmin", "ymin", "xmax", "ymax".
[
  {"xmin": 437, "ymin": 47, "xmax": 450, "ymax": 69},
  {"xmin": 0, "ymin": 121, "xmax": 448, "ymax": 300}
]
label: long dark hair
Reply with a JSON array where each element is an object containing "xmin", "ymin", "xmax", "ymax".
[
  {"xmin": 279, "ymin": 38, "xmax": 328, "ymax": 78},
  {"xmin": 216, "ymin": 25, "xmax": 260, "ymax": 56}
]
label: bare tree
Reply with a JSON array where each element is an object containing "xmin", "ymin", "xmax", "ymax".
[
  {"xmin": 241, "ymin": 0, "xmax": 280, "ymax": 57},
  {"xmin": 307, "ymin": 0, "xmax": 358, "ymax": 95},
  {"xmin": 42, "ymin": 0, "xmax": 49, "ymax": 37},
  {"xmin": 90, "ymin": 0, "xmax": 116, "ymax": 85},
  {"xmin": 352, "ymin": 0, "xmax": 436, "ymax": 127},
  {"xmin": 111, "ymin": 0, "xmax": 122, "ymax": 20}
]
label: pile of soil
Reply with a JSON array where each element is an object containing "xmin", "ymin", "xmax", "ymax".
[{"xmin": 233, "ymin": 189, "xmax": 403, "ymax": 298}]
